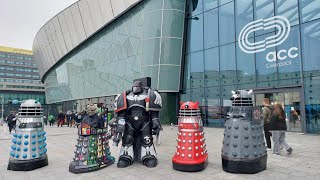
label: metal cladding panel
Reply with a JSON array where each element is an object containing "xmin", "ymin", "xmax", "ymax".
[
  {"xmin": 124, "ymin": 0, "xmax": 140, "ymax": 7},
  {"xmin": 33, "ymin": 0, "xmax": 142, "ymax": 80},
  {"xmin": 57, "ymin": 12, "xmax": 73, "ymax": 52},
  {"xmin": 69, "ymin": 4, "xmax": 87, "ymax": 41},
  {"xmin": 110, "ymin": 0, "xmax": 126, "ymax": 17},
  {"xmin": 88, "ymin": 0, "xmax": 104, "ymax": 29},
  {"xmin": 78, "ymin": 0, "xmax": 96, "ymax": 36},
  {"xmin": 64, "ymin": 5, "xmax": 83, "ymax": 48},
  {"xmin": 44, "ymin": 20, "xmax": 58, "ymax": 61},
  {"xmin": 97, "ymin": 0, "xmax": 114, "ymax": 23},
  {"xmin": 52, "ymin": 17, "xmax": 68, "ymax": 59}
]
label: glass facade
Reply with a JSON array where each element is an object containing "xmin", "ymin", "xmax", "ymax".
[
  {"xmin": 44, "ymin": 0, "xmax": 186, "ymax": 104},
  {"xmin": 182, "ymin": 0, "xmax": 320, "ymax": 133},
  {"xmin": 37, "ymin": 0, "xmax": 320, "ymax": 133}
]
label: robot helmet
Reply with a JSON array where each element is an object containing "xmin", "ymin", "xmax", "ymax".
[
  {"xmin": 132, "ymin": 81, "xmax": 143, "ymax": 94},
  {"xmin": 87, "ymin": 104, "xmax": 97, "ymax": 116}
]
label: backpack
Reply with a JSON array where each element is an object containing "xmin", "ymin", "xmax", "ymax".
[{"xmin": 265, "ymin": 106, "xmax": 274, "ymax": 122}]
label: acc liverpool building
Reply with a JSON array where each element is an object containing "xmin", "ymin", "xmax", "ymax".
[{"xmin": 33, "ymin": 0, "xmax": 320, "ymax": 134}]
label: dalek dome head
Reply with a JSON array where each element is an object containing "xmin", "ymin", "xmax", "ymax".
[
  {"xmin": 231, "ymin": 90, "xmax": 253, "ymax": 107},
  {"xmin": 17, "ymin": 99, "xmax": 44, "ymax": 125},
  {"xmin": 179, "ymin": 101, "xmax": 200, "ymax": 117},
  {"xmin": 179, "ymin": 101, "xmax": 200, "ymax": 110}
]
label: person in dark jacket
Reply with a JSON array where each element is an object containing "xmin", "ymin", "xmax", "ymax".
[
  {"xmin": 57, "ymin": 111, "xmax": 65, "ymax": 127},
  {"xmin": 262, "ymin": 98, "xmax": 272, "ymax": 150},
  {"xmin": 6, "ymin": 112, "xmax": 16, "ymax": 134},
  {"xmin": 270, "ymin": 104, "xmax": 293, "ymax": 155}
]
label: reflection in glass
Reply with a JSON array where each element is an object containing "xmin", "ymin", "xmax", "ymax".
[
  {"xmin": 302, "ymin": 20, "xmax": 320, "ymax": 77},
  {"xmin": 301, "ymin": 0, "xmax": 320, "ymax": 23},
  {"xmin": 220, "ymin": 43, "xmax": 236, "ymax": 85},
  {"xmin": 236, "ymin": 0, "xmax": 253, "ymax": 38},
  {"xmin": 219, "ymin": 2, "xmax": 235, "ymax": 45},
  {"xmin": 204, "ymin": 8, "xmax": 218, "ymax": 49}
]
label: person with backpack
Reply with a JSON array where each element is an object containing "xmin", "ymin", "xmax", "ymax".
[
  {"xmin": 262, "ymin": 98, "xmax": 272, "ymax": 150},
  {"xmin": 270, "ymin": 103, "xmax": 293, "ymax": 155}
]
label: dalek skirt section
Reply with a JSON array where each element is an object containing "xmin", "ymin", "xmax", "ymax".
[
  {"xmin": 221, "ymin": 90, "xmax": 267, "ymax": 174},
  {"xmin": 172, "ymin": 102, "xmax": 208, "ymax": 172},
  {"xmin": 7, "ymin": 99, "xmax": 48, "ymax": 171},
  {"xmin": 69, "ymin": 122, "xmax": 115, "ymax": 173}
]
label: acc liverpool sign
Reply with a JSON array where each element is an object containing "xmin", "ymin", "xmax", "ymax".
[{"xmin": 238, "ymin": 16, "xmax": 298, "ymax": 69}]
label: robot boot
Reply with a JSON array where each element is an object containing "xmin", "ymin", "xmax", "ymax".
[{"xmin": 117, "ymin": 145, "xmax": 134, "ymax": 168}]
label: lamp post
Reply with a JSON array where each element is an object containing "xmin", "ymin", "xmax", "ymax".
[{"xmin": 0, "ymin": 96, "xmax": 4, "ymax": 126}]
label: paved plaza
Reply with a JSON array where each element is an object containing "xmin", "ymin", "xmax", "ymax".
[{"xmin": 0, "ymin": 124, "xmax": 319, "ymax": 180}]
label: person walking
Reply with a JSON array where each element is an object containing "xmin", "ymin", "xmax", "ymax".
[
  {"xmin": 66, "ymin": 110, "xmax": 72, "ymax": 127},
  {"xmin": 48, "ymin": 114, "xmax": 55, "ymax": 126},
  {"xmin": 70, "ymin": 111, "xmax": 76, "ymax": 128},
  {"xmin": 57, "ymin": 111, "xmax": 65, "ymax": 127},
  {"xmin": 75, "ymin": 110, "xmax": 85, "ymax": 128},
  {"xmin": 270, "ymin": 103, "xmax": 293, "ymax": 155},
  {"xmin": 262, "ymin": 98, "xmax": 272, "ymax": 150},
  {"xmin": 6, "ymin": 112, "xmax": 16, "ymax": 134}
]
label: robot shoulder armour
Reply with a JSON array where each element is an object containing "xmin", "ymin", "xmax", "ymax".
[
  {"xmin": 148, "ymin": 89, "xmax": 162, "ymax": 111},
  {"xmin": 114, "ymin": 91, "xmax": 128, "ymax": 113}
]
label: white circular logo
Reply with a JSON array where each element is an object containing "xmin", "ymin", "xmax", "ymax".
[{"xmin": 238, "ymin": 16, "xmax": 291, "ymax": 54}]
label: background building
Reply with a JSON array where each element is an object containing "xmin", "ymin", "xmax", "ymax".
[
  {"xmin": 0, "ymin": 46, "xmax": 45, "ymax": 117},
  {"xmin": 33, "ymin": 0, "xmax": 320, "ymax": 134}
]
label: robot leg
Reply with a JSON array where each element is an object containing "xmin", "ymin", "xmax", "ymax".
[
  {"xmin": 140, "ymin": 121, "xmax": 158, "ymax": 168},
  {"xmin": 117, "ymin": 122, "xmax": 135, "ymax": 168}
]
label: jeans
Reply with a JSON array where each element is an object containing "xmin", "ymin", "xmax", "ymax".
[{"xmin": 272, "ymin": 130, "xmax": 291, "ymax": 154}]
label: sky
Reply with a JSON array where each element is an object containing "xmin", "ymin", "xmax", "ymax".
[{"xmin": 0, "ymin": 0, "xmax": 78, "ymax": 50}]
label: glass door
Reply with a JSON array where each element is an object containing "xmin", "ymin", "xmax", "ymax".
[{"xmin": 254, "ymin": 90, "xmax": 303, "ymax": 132}]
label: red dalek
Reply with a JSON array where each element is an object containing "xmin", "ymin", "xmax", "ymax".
[{"xmin": 172, "ymin": 101, "xmax": 208, "ymax": 172}]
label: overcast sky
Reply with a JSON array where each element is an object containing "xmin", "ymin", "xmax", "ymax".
[{"xmin": 0, "ymin": 0, "xmax": 78, "ymax": 50}]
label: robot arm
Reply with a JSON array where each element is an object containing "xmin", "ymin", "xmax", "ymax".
[
  {"xmin": 150, "ymin": 111, "xmax": 162, "ymax": 135},
  {"xmin": 112, "ymin": 111, "xmax": 126, "ymax": 146}
]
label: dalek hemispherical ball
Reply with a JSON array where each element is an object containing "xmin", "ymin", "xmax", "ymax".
[
  {"xmin": 172, "ymin": 101, "xmax": 208, "ymax": 172},
  {"xmin": 7, "ymin": 99, "xmax": 49, "ymax": 171}
]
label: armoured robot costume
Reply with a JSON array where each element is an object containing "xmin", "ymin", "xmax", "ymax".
[
  {"xmin": 113, "ymin": 81, "xmax": 162, "ymax": 168},
  {"xmin": 7, "ymin": 99, "xmax": 48, "ymax": 171},
  {"xmin": 69, "ymin": 104, "xmax": 115, "ymax": 173}
]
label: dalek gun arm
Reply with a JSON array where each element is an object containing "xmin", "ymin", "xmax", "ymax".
[{"xmin": 112, "ymin": 117, "xmax": 126, "ymax": 146}]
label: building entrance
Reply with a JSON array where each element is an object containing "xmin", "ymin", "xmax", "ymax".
[{"xmin": 254, "ymin": 87, "xmax": 305, "ymax": 133}]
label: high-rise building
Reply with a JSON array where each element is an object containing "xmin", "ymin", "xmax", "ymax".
[
  {"xmin": 0, "ymin": 46, "xmax": 45, "ymax": 107},
  {"xmin": 32, "ymin": 0, "xmax": 320, "ymax": 134}
]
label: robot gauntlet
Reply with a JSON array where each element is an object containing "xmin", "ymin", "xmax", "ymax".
[
  {"xmin": 151, "ymin": 118, "xmax": 162, "ymax": 135},
  {"xmin": 113, "ymin": 118, "xmax": 126, "ymax": 146}
]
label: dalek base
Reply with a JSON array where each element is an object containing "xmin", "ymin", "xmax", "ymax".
[
  {"xmin": 172, "ymin": 160, "xmax": 208, "ymax": 172},
  {"xmin": 222, "ymin": 154, "xmax": 267, "ymax": 174},
  {"xmin": 7, "ymin": 154, "xmax": 48, "ymax": 171},
  {"xmin": 69, "ymin": 159, "xmax": 115, "ymax": 174}
]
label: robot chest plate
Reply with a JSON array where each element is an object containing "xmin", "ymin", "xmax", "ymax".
[{"xmin": 126, "ymin": 94, "xmax": 147, "ymax": 108}]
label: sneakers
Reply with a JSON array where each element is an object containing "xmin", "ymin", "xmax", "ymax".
[
  {"xmin": 287, "ymin": 148, "xmax": 293, "ymax": 155},
  {"xmin": 267, "ymin": 147, "xmax": 272, "ymax": 151},
  {"xmin": 273, "ymin": 153, "xmax": 280, "ymax": 156}
]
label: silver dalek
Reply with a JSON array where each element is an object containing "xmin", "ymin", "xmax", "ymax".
[
  {"xmin": 221, "ymin": 90, "xmax": 267, "ymax": 174},
  {"xmin": 7, "ymin": 99, "xmax": 48, "ymax": 171}
]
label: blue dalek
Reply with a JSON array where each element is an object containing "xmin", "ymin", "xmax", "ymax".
[
  {"xmin": 221, "ymin": 90, "xmax": 267, "ymax": 174},
  {"xmin": 7, "ymin": 99, "xmax": 48, "ymax": 171}
]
